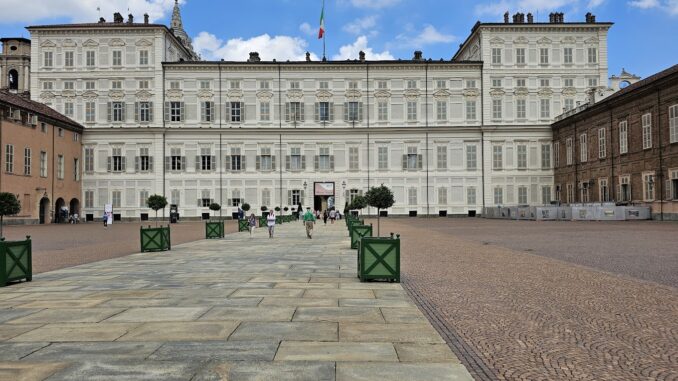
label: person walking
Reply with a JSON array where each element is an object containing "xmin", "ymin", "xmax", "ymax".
[
  {"xmin": 266, "ymin": 210, "xmax": 276, "ymax": 238},
  {"xmin": 248, "ymin": 213, "xmax": 256, "ymax": 237},
  {"xmin": 329, "ymin": 208, "xmax": 336, "ymax": 224},
  {"xmin": 323, "ymin": 210, "xmax": 328, "ymax": 225},
  {"xmin": 102, "ymin": 211, "xmax": 108, "ymax": 228},
  {"xmin": 303, "ymin": 207, "xmax": 316, "ymax": 239}
]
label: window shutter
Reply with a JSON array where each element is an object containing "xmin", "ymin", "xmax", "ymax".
[
  {"xmin": 330, "ymin": 155, "xmax": 335, "ymax": 170},
  {"xmin": 164, "ymin": 102, "xmax": 170, "ymax": 122},
  {"xmin": 418, "ymin": 154, "xmax": 423, "ymax": 169},
  {"xmin": 225, "ymin": 155, "xmax": 231, "ymax": 172},
  {"xmin": 180, "ymin": 102, "xmax": 185, "ymax": 122},
  {"xmin": 211, "ymin": 156, "xmax": 216, "ymax": 171},
  {"xmin": 329, "ymin": 102, "xmax": 335, "ymax": 122},
  {"xmin": 315, "ymin": 103, "xmax": 320, "ymax": 122},
  {"xmin": 300, "ymin": 102, "xmax": 305, "ymax": 122},
  {"xmin": 272, "ymin": 156, "xmax": 276, "ymax": 170},
  {"xmin": 198, "ymin": 198, "xmax": 202, "ymax": 207},
  {"xmin": 134, "ymin": 102, "xmax": 139, "ymax": 122},
  {"xmin": 195, "ymin": 155, "xmax": 201, "ymax": 171},
  {"xmin": 107, "ymin": 157, "xmax": 112, "ymax": 172},
  {"xmin": 121, "ymin": 156, "xmax": 126, "ymax": 171},
  {"xmin": 301, "ymin": 190, "xmax": 305, "ymax": 203},
  {"xmin": 344, "ymin": 102, "xmax": 349, "ymax": 122},
  {"xmin": 301, "ymin": 155, "xmax": 306, "ymax": 170},
  {"xmin": 107, "ymin": 102, "xmax": 112, "ymax": 122},
  {"xmin": 225, "ymin": 102, "xmax": 231, "ymax": 123},
  {"xmin": 227, "ymin": 198, "xmax": 232, "ymax": 207},
  {"xmin": 288, "ymin": 190, "xmax": 292, "ymax": 206},
  {"xmin": 256, "ymin": 155, "xmax": 261, "ymax": 170},
  {"xmin": 285, "ymin": 155, "xmax": 291, "ymax": 170},
  {"xmin": 285, "ymin": 103, "xmax": 290, "ymax": 122},
  {"xmin": 181, "ymin": 156, "xmax": 186, "ymax": 171},
  {"xmin": 314, "ymin": 155, "xmax": 319, "ymax": 170},
  {"xmin": 134, "ymin": 156, "xmax": 139, "ymax": 172},
  {"xmin": 149, "ymin": 156, "xmax": 154, "ymax": 171},
  {"xmin": 121, "ymin": 103, "xmax": 127, "ymax": 122},
  {"xmin": 358, "ymin": 102, "xmax": 364, "ymax": 121},
  {"xmin": 241, "ymin": 155, "xmax": 246, "ymax": 170},
  {"xmin": 402, "ymin": 155, "xmax": 407, "ymax": 169},
  {"xmin": 240, "ymin": 102, "xmax": 246, "ymax": 121},
  {"xmin": 148, "ymin": 102, "xmax": 154, "ymax": 122},
  {"xmin": 200, "ymin": 102, "xmax": 206, "ymax": 122},
  {"xmin": 164, "ymin": 156, "xmax": 170, "ymax": 171}
]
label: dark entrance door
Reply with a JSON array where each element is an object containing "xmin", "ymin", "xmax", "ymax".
[
  {"xmin": 54, "ymin": 198, "xmax": 65, "ymax": 223},
  {"xmin": 39, "ymin": 197, "xmax": 50, "ymax": 224},
  {"xmin": 313, "ymin": 182, "xmax": 335, "ymax": 212}
]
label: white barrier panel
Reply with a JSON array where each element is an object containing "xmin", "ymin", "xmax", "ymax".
[
  {"xmin": 624, "ymin": 207, "xmax": 651, "ymax": 220},
  {"xmin": 516, "ymin": 206, "xmax": 534, "ymax": 220},
  {"xmin": 572, "ymin": 206, "xmax": 596, "ymax": 221},
  {"xmin": 535, "ymin": 206, "xmax": 560, "ymax": 220},
  {"xmin": 594, "ymin": 206, "xmax": 625, "ymax": 221}
]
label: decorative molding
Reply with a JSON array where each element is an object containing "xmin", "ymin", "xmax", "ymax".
[
  {"xmin": 433, "ymin": 89, "xmax": 451, "ymax": 99},
  {"xmin": 256, "ymin": 90, "xmax": 274, "ymax": 100},
  {"xmin": 513, "ymin": 87, "xmax": 529, "ymax": 96},
  {"xmin": 227, "ymin": 89, "xmax": 243, "ymax": 99},
  {"xmin": 344, "ymin": 89, "xmax": 362, "ymax": 100},
  {"xmin": 82, "ymin": 90, "xmax": 98, "ymax": 99},
  {"xmin": 166, "ymin": 89, "xmax": 183, "ymax": 100},
  {"xmin": 513, "ymin": 36, "xmax": 529, "ymax": 44},
  {"xmin": 108, "ymin": 38, "xmax": 126, "ymax": 47},
  {"xmin": 462, "ymin": 89, "xmax": 479, "ymax": 97},
  {"xmin": 490, "ymin": 37, "xmax": 505, "ymax": 45},
  {"xmin": 584, "ymin": 36, "xmax": 599, "ymax": 45},
  {"xmin": 489, "ymin": 88, "xmax": 505, "ymax": 97},
  {"xmin": 538, "ymin": 88, "xmax": 553, "ymax": 97},
  {"xmin": 537, "ymin": 37, "xmax": 552, "ymax": 44},
  {"xmin": 196, "ymin": 90, "xmax": 214, "ymax": 99},
  {"xmin": 315, "ymin": 90, "xmax": 333, "ymax": 102},
  {"xmin": 135, "ymin": 90, "xmax": 154, "ymax": 100},
  {"xmin": 135, "ymin": 38, "xmax": 153, "ymax": 47},
  {"xmin": 404, "ymin": 89, "xmax": 420, "ymax": 99},
  {"xmin": 39, "ymin": 91, "xmax": 55, "ymax": 99},
  {"xmin": 561, "ymin": 87, "xmax": 577, "ymax": 96},
  {"xmin": 40, "ymin": 39, "xmax": 56, "ymax": 48},
  {"xmin": 82, "ymin": 39, "xmax": 100, "ymax": 47},
  {"xmin": 561, "ymin": 36, "xmax": 576, "ymax": 44},
  {"xmin": 286, "ymin": 89, "xmax": 303, "ymax": 100},
  {"xmin": 62, "ymin": 90, "xmax": 76, "ymax": 98},
  {"xmin": 373, "ymin": 89, "xmax": 392, "ymax": 99},
  {"xmin": 108, "ymin": 90, "xmax": 125, "ymax": 100},
  {"xmin": 62, "ymin": 39, "xmax": 77, "ymax": 48}
]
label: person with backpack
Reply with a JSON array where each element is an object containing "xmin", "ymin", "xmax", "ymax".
[
  {"xmin": 248, "ymin": 213, "xmax": 257, "ymax": 237},
  {"xmin": 303, "ymin": 207, "xmax": 316, "ymax": 239}
]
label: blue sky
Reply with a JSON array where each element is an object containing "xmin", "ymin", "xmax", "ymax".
[{"xmin": 0, "ymin": 0, "xmax": 676, "ymax": 78}]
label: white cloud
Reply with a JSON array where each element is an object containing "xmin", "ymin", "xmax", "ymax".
[
  {"xmin": 395, "ymin": 25, "xmax": 456, "ymax": 48},
  {"xmin": 587, "ymin": 0, "xmax": 606, "ymax": 6},
  {"xmin": 332, "ymin": 36, "xmax": 394, "ymax": 60},
  {"xmin": 474, "ymin": 0, "xmax": 609, "ymax": 16},
  {"xmin": 342, "ymin": 15, "xmax": 378, "ymax": 35},
  {"xmin": 299, "ymin": 22, "xmax": 315, "ymax": 37},
  {"xmin": 629, "ymin": 0, "xmax": 678, "ymax": 14},
  {"xmin": 628, "ymin": 0, "xmax": 660, "ymax": 8},
  {"xmin": 346, "ymin": 0, "xmax": 401, "ymax": 9},
  {"xmin": 0, "ymin": 0, "xmax": 179, "ymax": 24},
  {"xmin": 193, "ymin": 31, "xmax": 319, "ymax": 61}
]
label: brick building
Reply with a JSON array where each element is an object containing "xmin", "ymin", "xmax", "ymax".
[
  {"xmin": 0, "ymin": 90, "xmax": 84, "ymax": 224},
  {"xmin": 552, "ymin": 64, "xmax": 678, "ymax": 220}
]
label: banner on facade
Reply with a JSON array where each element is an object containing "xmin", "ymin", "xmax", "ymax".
[{"xmin": 314, "ymin": 182, "xmax": 335, "ymax": 196}]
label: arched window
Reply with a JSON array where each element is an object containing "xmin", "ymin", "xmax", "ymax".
[{"xmin": 8, "ymin": 69, "xmax": 19, "ymax": 90}]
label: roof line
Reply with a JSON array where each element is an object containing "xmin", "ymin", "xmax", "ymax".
[{"xmin": 162, "ymin": 60, "xmax": 484, "ymax": 66}]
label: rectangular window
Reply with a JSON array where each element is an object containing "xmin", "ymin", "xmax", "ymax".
[
  {"xmin": 671, "ymin": 170, "xmax": 678, "ymax": 200},
  {"xmin": 563, "ymin": 47, "xmax": 573, "ymax": 64},
  {"xmin": 542, "ymin": 186, "xmax": 552, "ymax": 204},
  {"xmin": 23, "ymin": 148, "xmax": 31, "ymax": 175},
  {"xmin": 515, "ymin": 48, "xmax": 525, "ymax": 64},
  {"xmin": 466, "ymin": 100, "xmax": 476, "ymax": 120},
  {"xmin": 139, "ymin": 190, "xmax": 149, "ymax": 208},
  {"xmin": 436, "ymin": 80, "xmax": 446, "ymax": 89},
  {"xmin": 492, "ymin": 99, "xmax": 502, "ymax": 119},
  {"xmin": 58, "ymin": 128, "xmax": 63, "ymax": 137},
  {"xmin": 407, "ymin": 101, "xmax": 417, "ymax": 121},
  {"xmin": 516, "ymin": 78, "xmax": 526, "ymax": 87},
  {"xmin": 40, "ymin": 151, "xmax": 47, "ymax": 177},
  {"xmin": 378, "ymin": 101, "xmax": 388, "ymax": 121},
  {"xmin": 493, "ymin": 187, "xmax": 503, "ymax": 205},
  {"xmin": 566, "ymin": 138, "xmax": 573, "ymax": 165},
  {"xmin": 541, "ymin": 144, "xmax": 551, "ymax": 169},
  {"xmin": 518, "ymin": 186, "xmax": 528, "ymax": 204},
  {"xmin": 436, "ymin": 101, "xmax": 447, "ymax": 120},
  {"xmin": 42, "ymin": 81, "xmax": 53, "ymax": 90},
  {"xmin": 492, "ymin": 79, "xmax": 502, "ymax": 88},
  {"xmin": 348, "ymin": 81, "xmax": 358, "ymax": 90},
  {"xmin": 261, "ymin": 189, "xmax": 271, "ymax": 206},
  {"xmin": 111, "ymin": 80, "xmax": 122, "ymax": 89},
  {"xmin": 467, "ymin": 187, "xmax": 477, "ymax": 205},
  {"xmin": 260, "ymin": 147, "xmax": 272, "ymax": 171},
  {"xmin": 112, "ymin": 50, "xmax": 122, "ymax": 66},
  {"xmin": 436, "ymin": 146, "xmax": 447, "ymax": 169},
  {"xmin": 139, "ymin": 147, "xmax": 151, "ymax": 172},
  {"xmin": 599, "ymin": 178, "xmax": 610, "ymax": 202},
  {"xmin": 318, "ymin": 102, "xmax": 330, "ymax": 122},
  {"xmin": 170, "ymin": 147, "xmax": 183, "ymax": 171},
  {"xmin": 567, "ymin": 183, "xmax": 574, "ymax": 203},
  {"xmin": 517, "ymin": 145, "xmax": 527, "ymax": 169},
  {"xmin": 73, "ymin": 158, "xmax": 79, "ymax": 181},
  {"xmin": 540, "ymin": 99, "xmax": 550, "ymax": 119},
  {"xmin": 378, "ymin": 147, "xmax": 388, "ymax": 170},
  {"xmin": 588, "ymin": 78, "xmax": 598, "ymax": 87},
  {"xmin": 670, "ymin": 104, "xmax": 678, "ymax": 143},
  {"xmin": 201, "ymin": 101, "xmax": 213, "ymax": 122},
  {"xmin": 643, "ymin": 172, "xmax": 655, "ymax": 201},
  {"xmin": 318, "ymin": 147, "xmax": 331, "ymax": 171},
  {"xmin": 80, "ymin": 102, "xmax": 93, "ymax": 123},
  {"xmin": 349, "ymin": 146, "xmax": 359, "ymax": 171},
  {"xmin": 288, "ymin": 81, "xmax": 299, "ymax": 90},
  {"xmin": 86, "ymin": 51, "xmax": 95, "ymax": 67},
  {"xmin": 376, "ymin": 80, "xmax": 387, "ymax": 89},
  {"xmin": 620, "ymin": 175, "xmax": 631, "ymax": 202},
  {"xmin": 466, "ymin": 145, "xmax": 477, "ymax": 170},
  {"xmin": 407, "ymin": 80, "xmax": 417, "ymax": 89},
  {"xmin": 540, "ymin": 79, "xmax": 550, "ymax": 88},
  {"xmin": 64, "ymin": 102, "xmax": 74, "ymax": 117},
  {"xmin": 231, "ymin": 147, "xmax": 242, "ymax": 171},
  {"xmin": 554, "ymin": 142, "xmax": 560, "ymax": 167},
  {"xmin": 85, "ymin": 80, "xmax": 96, "ymax": 90},
  {"xmin": 540, "ymin": 48, "xmax": 549, "ymax": 64},
  {"xmin": 112, "ymin": 148, "xmax": 123, "ymax": 172},
  {"xmin": 112, "ymin": 102, "xmax": 125, "ymax": 122},
  {"xmin": 199, "ymin": 80, "xmax": 211, "ymax": 89},
  {"xmin": 112, "ymin": 191, "xmax": 121, "ymax": 208},
  {"xmin": 319, "ymin": 81, "xmax": 329, "ymax": 89},
  {"xmin": 438, "ymin": 187, "xmax": 447, "ymax": 205},
  {"xmin": 466, "ymin": 80, "xmax": 476, "ymax": 88},
  {"xmin": 200, "ymin": 147, "xmax": 213, "ymax": 171},
  {"xmin": 139, "ymin": 102, "xmax": 152, "ymax": 123},
  {"xmin": 619, "ymin": 121, "xmax": 628, "ymax": 154},
  {"xmin": 44, "ymin": 51, "xmax": 53, "ymax": 67},
  {"xmin": 580, "ymin": 133, "xmax": 588, "ymax": 162},
  {"xmin": 260, "ymin": 101, "xmax": 270, "ymax": 121},
  {"xmin": 57, "ymin": 155, "xmax": 64, "ymax": 179},
  {"xmin": 171, "ymin": 189, "xmax": 180, "ymax": 206},
  {"xmin": 564, "ymin": 99, "xmax": 574, "ymax": 111},
  {"xmin": 85, "ymin": 190, "xmax": 94, "ymax": 208},
  {"xmin": 290, "ymin": 147, "xmax": 302, "ymax": 171},
  {"xmin": 408, "ymin": 188, "xmax": 417, "ymax": 206},
  {"xmin": 5, "ymin": 144, "xmax": 14, "ymax": 173},
  {"xmin": 230, "ymin": 80, "xmax": 241, "ymax": 89},
  {"xmin": 291, "ymin": 190, "xmax": 301, "ymax": 206},
  {"xmin": 288, "ymin": 102, "xmax": 303, "ymax": 122},
  {"xmin": 598, "ymin": 128, "xmax": 607, "ymax": 158},
  {"xmin": 407, "ymin": 146, "xmax": 418, "ymax": 170},
  {"xmin": 64, "ymin": 51, "xmax": 74, "ymax": 67},
  {"xmin": 170, "ymin": 101, "xmax": 183, "ymax": 122},
  {"xmin": 169, "ymin": 81, "xmax": 180, "ymax": 90},
  {"xmin": 260, "ymin": 80, "xmax": 270, "ymax": 89},
  {"xmin": 516, "ymin": 99, "xmax": 526, "ymax": 119},
  {"xmin": 642, "ymin": 113, "xmax": 652, "ymax": 149},
  {"xmin": 587, "ymin": 47, "xmax": 598, "ymax": 64},
  {"xmin": 347, "ymin": 102, "xmax": 361, "ymax": 122},
  {"xmin": 491, "ymin": 48, "xmax": 501, "ymax": 64},
  {"xmin": 492, "ymin": 145, "xmax": 503, "ymax": 170},
  {"xmin": 139, "ymin": 50, "xmax": 149, "ymax": 66}
]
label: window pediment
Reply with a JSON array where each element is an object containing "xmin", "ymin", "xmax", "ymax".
[
  {"xmin": 82, "ymin": 39, "xmax": 99, "ymax": 47},
  {"xmin": 135, "ymin": 38, "xmax": 153, "ymax": 47},
  {"xmin": 537, "ymin": 37, "xmax": 552, "ymax": 45},
  {"xmin": 40, "ymin": 39, "xmax": 56, "ymax": 48},
  {"xmin": 108, "ymin": 38, "xmax": 126, "ymax": 47}
]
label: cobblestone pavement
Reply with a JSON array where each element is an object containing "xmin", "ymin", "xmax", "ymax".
[
  {"xmin": 0, "ymin": 221, "xmax": 472, "ymax": 381},
  {"xmin": 3, "ymin": 221, "xmax": 236, "ymax": 274},
  {"xmin": 370, "ymin": 218, "xmax": 678, "ymax": 381}
]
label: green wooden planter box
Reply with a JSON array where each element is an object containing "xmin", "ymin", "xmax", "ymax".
[
  {"xmin": 237, "ymin": 219, "xmax": 250, "ymax": 233},
  {"xmin": 275, "ymin": 216, "xmax": 282, "ymax": 224},
  {"xmin": 358, "ymin": 233, "xmax": 400, "ymax": 282},
  {"xmin": 206, "ymin": 221, "xmax": 225, "ymax": 238},
  {"xmin": 140, "ymin": 225, "xmax": 171, "ymax": 252},
  {"xmin": 0, "ymin": 236, "xmax": 32, "ymax": 287},
  {"xmin": 350, "ymin": 224, "xmax": 372, "ymax": 249},
  {"xmin": 259, "ymin": 217, "xmax": 267, "ymax": 228}
]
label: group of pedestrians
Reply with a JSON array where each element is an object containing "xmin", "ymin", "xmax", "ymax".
[
  {"xmin": 245, "ymin": 210, "xmax": 277, "ymax": 238},
  {"xmin": 240, "ymin": 206, "xmax": 339, "ymax": 240}
]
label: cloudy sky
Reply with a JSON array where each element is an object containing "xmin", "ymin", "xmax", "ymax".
[{"xmin": 0, "ymin": 0, "xmax": 676, "ymax": 78}]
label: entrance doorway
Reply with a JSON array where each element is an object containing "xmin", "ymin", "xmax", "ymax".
[
  {"xmin": 70, "ymin": 198, "xmax": 80, "ymax": 222},
  {"xmin": 313, "ymin": 182, "xmax": 335, "ymax": 212},
  {"xmin": 39, "ymin": 197, "xmax": 50, "ymax": 224},
  {"xmin": 54, "ymin": 197, "xmax": 65, "ymax": 223}
]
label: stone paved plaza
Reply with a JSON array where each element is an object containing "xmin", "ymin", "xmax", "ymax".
[{"xmin": 0, "ymin": 221, "xmax": 472, "ymax": 381}]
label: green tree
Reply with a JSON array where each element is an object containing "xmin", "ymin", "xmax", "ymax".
[
  {"xmin": 0, "ymin": 193, "xmax": 21, "ymax": 238},
  {"xmin": 283, "ymin": 206, "xmax": 289, "ymax": 214},
  {"xmin": 209, "ymin": 202, "xmax": 221, "ymax": 221},
  {"xmin": 274, "ymin": 206, "xmax": 281, "ymax": 212},
  {"xmin": 241, "ymin": 203, "xmax": 251, "ymax": 213},
  {"xmin": 350, "ymin": 195, "xmax": 367, "ymax": 214},
  {"xmin": 146, "ymin": 194, "xmax": 168, "ymax": 227},
  {"xmin": 365, "ymin": 184, "xmax": 395, "ymax": 236}
]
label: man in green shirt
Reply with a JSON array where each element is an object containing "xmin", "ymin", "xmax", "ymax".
[{"xmin": 302, "ymin": 207, "xmax": 316, "ymax": 239}]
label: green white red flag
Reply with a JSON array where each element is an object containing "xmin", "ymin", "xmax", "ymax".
[{"xmin": 318, "ymin": 0, "xmax": 325, "ymax": 39}]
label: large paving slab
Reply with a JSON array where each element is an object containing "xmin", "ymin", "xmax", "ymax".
[{"xmin": 0, "ymin": 221, "xmax": 472, "ymax": 380}]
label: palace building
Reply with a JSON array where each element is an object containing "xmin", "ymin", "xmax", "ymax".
[{"xmin": 23, "ymin": 3, "xmax": 616, "ymax": 220}]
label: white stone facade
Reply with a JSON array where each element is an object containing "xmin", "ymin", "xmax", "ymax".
[{"xmin": 27, "ymin": 14, "xmax": 612, "ymax": 219}]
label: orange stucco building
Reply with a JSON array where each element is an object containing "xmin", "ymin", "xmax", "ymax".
[{"xmin": 1, "ymin": 90, "xmax": 84, "ymax": 224}]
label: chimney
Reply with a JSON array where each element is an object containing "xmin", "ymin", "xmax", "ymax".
[
  {"xmin": 98, "ymin": 17, "xmax": 106, "ymax": 23},
  {"xmin": 590, "ymin": 14, "xmax": 596, "ymax": 23},
  {"xmin": 248, "ymin": 52, "xmax": 261, "ymax": 62},
  {"xmin": 512, "ymin": 13, "xmax": 518, "ymax": 23},
  {"xmin": 549, "ymin": 13, "xmax": 555, "ymax": 23},
  {"xmin": 504, "ymin": 12, "xmax": 509, "ymax": 23},
  {"xmin": 127, "ymin": 14, "xmax": 134, "ymax": 23},
  {"xmin": 306, "ymin": 52, "xmax": 312, "ymax": 62},
  {"xmin": 413, "ymin": 51, "xmax": 423, "ymax": 61},
  {"xmin": 113, "ymin": 12, "xmax": 123, "ymax": 23},
  {"xmin": 527, "ymin": 13, "xmax": 534, "ymax": 23},
  {"xmin": 359, "ymin": 50, "xmax": 366, "ymax": 62},
  {"xmin": 143, "ymin": 13, "xmax": 149, "ymax": 24}
]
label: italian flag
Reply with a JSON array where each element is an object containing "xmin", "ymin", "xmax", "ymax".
[{"xmin": 318, "ymin": 0, "xmax": 325, "ymax": 39}]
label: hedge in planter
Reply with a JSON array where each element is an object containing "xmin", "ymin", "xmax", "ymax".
[
  {"xmin": 358, "ymin": 233, "xmax": 400, "ymax": 282},
  {"xmin": 206, "ymin": 220, "xmax": 225, "ymax": 238},
  {"xmin": 350, "ymin": 223, "xmax": 373, "ymax": 249},
  {"xmin": 0, "ymin": 236, "xmax": 32, "ymax": 287},
  {"xmin": 238, "ymin": 219, "xmax": 250, "ymax": 232},
  {"xmin": 140, "ymin": 225, "xmax": 171, "ymax": 252}
]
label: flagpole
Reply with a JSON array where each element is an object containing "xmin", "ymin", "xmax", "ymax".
[{"xmin": 322, "ymin": 0, "xmax": 326, "ymax": 61}]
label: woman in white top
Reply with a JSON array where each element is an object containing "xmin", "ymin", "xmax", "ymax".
[{"xmin": 266, "ymin": 210, "xmax": 276, "ymax": 238}]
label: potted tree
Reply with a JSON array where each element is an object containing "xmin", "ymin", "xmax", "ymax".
[
  {"xmin": 365, "ymin": 184, "xmax": 395, "ymax": 236},
  {"xmin": 0, "ymin": 193, "xmax": 31, "ymax": 287},
  {"xmin": 141, "ymin": 194, "xmax": 171, "ymax": 252},
  {"xmin": 283, "ymin": 206, "xmax": 289, "ymax": 222},
  {"xmin": 207, "ymin": 203, "xmax": 225, "ymax": 238},
  {"xmin": 347, "ymin": 195, "xmax": 371, "ymax": 249},
  {"xmin": 260, "ymin": 206, "xmax": 268, "ymax": 227}
]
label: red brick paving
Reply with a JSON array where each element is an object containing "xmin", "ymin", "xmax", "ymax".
[
  {"xmin": 3, "ymin": 220, "xmax": 238, "ymax": 274},
  {"xmin": 369, "ymin": 218, "xmax": 678, "ymax": 381}
]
